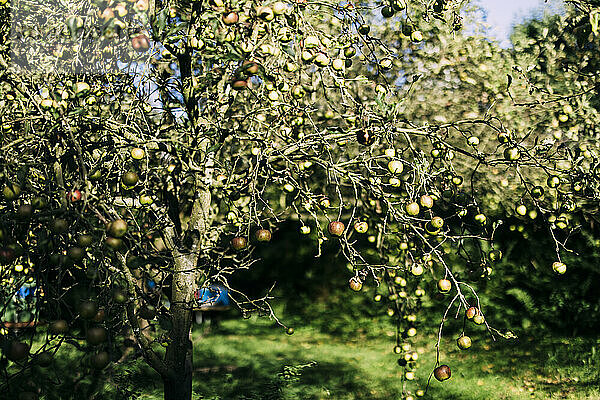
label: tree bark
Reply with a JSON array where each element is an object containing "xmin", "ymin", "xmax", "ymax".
[{"xmin": 163, "ymin": 338, "xmax": 193, "ymax": 400}]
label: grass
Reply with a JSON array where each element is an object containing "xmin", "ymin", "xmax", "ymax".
[
  {"xmin": 7, "ymin": 317, "xmax": 600, "ymax": 399},
  {"xmin": 185, "ymin": 318, "xmax": 600, "ymax": 400}
]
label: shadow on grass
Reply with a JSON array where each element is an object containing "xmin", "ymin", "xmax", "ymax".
[{"xmin": 192, "ymin": 346, "xmax": 380, "ymax": 400}]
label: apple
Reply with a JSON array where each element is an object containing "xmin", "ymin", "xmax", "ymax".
[
  {"xmin": 3, "ymin": 183, "xmax": 21, "ymax": 201},
  {"xmin": 139, "ymin": 304, "xmax": 157, "ymax": 319},
  {"xmin": 452, "ymin": 175, "xmax": 463, "ymax": 186},
  {"xmin": 430, "ymin": 216, "xmax": 444, "ymax": 229},
  {"xmin": 358, "ymin": 24, "xmax": 370, "ymax": 35},
  {"xmin": 232, "ymin": 79, "xmax": 248, "ymax": 90},
  {"xmin": 122, "ymin": 171, "xmax": 139, "ymax": 187},
  {"xmin": 411, "ymin": 30, "xmax": 423, "ymax": 42},
  {"xmin": 49, "ymin": 319, "xmax": 69, "ymax": 334},
  {"xmin": 255, "ymin": 229, "xmax": 272, "ymax": 242},
  {"xmin": 504, "ymin": 147, "xmax": 521, "ymax": 161},
  {"xmin": 344, "ymin": 46, "xmax": 356, "ymax": 58},
  {"xmin": 113, "ymin": 289, "xmax": 127, "ymax": 304},
  {"xmin": 420, "ymin": 195, "xmax": 434, "ymax": 209},
  {"xmin": 242, "ymin": 60, "xmax": 259, "ymax": 76},
  {"xmin": 105, "ymin": 237, "xmax": 123, "ymax": 250},
  {"xmin": 474, "ymin": 213, "xmax": 486, "ymax": 225},
  {"xmin": 356, "ymin": 129, "xmax": 375, "ymax": 146},
  {"xmin": 328, "ymin": 221, "xmax": 345, "ymax": 236},
  {"xmin": 51, "ymin": 218, "xmax": 69, "ymax": 234},
  {"xmin": 488, "ymin": 249, "xmax": 502, "ymax": 262},
  {"xmin": 131, "ymin": 34, "xmax": 150, "ymax": 52},
  {"xmin": 91, "ymin": 351, "xmax": 110, "ymax": 369},
  {"xmin": 31, "ymin": 196, "xmax": 47, "ymax": 209},
  {"xmin": 314, "ymin": 52, "xmax": 330, "ymax": 67},
  {"xmin": 67, "ymin": 246, "xmax": 85, "ymax": 262},
  {"xmin": 434, "ymin": 364, "xmax": 451, "ymax": 381},
  {"xmin": 552, "ymin": 261, "xmax": 566, "ymax": 274},
  {"xmin": 272, "ymin": 2, "xmax": 288, "ymax": 14},
  {"xmin": 457, "ymin": 335, "xmax": 472, "ymax": 349},
  {"xmin": 86, "ymin": 326, "xmax": 108, "ymax": 345},
  {"xmin": 131, "ymin": 147, "xmax": 145, "ymax": 160},
  {"xmin": 37, "ymin": 352, "xmax": 53, "ymax": 367},
  {"xmin": 547, "ymin": 175, "xmax": 560, "ymax": 188},
  {"xmin": 286, "ymin": 327, "xmax": 294, "ymax": 335},
  {"xmin": 349, "ymin": 276, "xmax": 362, "ymax": 291},
  {"xmin": 515, "ymin": 204, "xmax": 527, "ymax": 216},
  {"xmin": 381, "ymin": 5, "xmax": 394, "ymax": 18},
  {"xmin": 68, "ymin": 189, "xmax": 82, "ymax": 202},
  {"xmin": 468, "ymin": 136, "xmax": 480, "ymax": 146},
  {"xmin": 465, "ymin": 307, "xmax": 478, "ymax": 319},
  {"xmin": 79, "ymin": 300, "xmax": 98, "ymax": 319},
  {"xmin": 222, "ymin": 11, "xmax": 238, "ymax": 25},
  {"xmin": 405, "ymin": 202, "xmax": 420, "ymax": 216},
  {"xmin": 74, "ymin": 82, "xmax": 90, "ymax": 96},
  {"xmin": 107, "ymin": 219, "xmax": 128, "ymax": 238},
  {"xmin": 16, "ymin": 204, "xmax": 33, "ymax": 219},
  {"xmin": 77, "ymin": 234, "xmax": 94, "ymax": 247},
  {"xmin": 231, "ymin": 236, "xmax": 247, "ymax": 250},
  {"xmin": 332, "ymin": 59, "xmax": 345, "ymax": 71},
  {"xmin": 257, "ymin": 6, "xmax": 274, "ymax": 21},
  {"xmin": 437, "ymin": 279, "xmax": 452, "ymax": 293},
  {"xmin": 388, "ymin": 160, "xmax": 403, "ymax": 174},
  {"xmin": 497, "ymin": 131, "xmax": 510, "ymax": 143},
  {"xmin": 6, "ymin": 341, "xmax": 30, "ymax": 362},
  {"xmin": 353, "ymin": 221, "xmax": 368, "ymax": 233},
  {"xmin": 411, "ymin": 265, "xmax": 424, "ymax": 276},
  {"xmin": 473, "ymin": 314, "xmax": 485, "ymax": 325},
  {"xmin": 303, "ymin": 35, "xmax": 320, "ymax": 48}
]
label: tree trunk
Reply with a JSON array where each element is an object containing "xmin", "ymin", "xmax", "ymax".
[
  {"xmin": 163, "ymin": 254, "xmax": 196, "ymax": 400},
  {"xmin": 163, "ymin": 345, "xmax": 193, "ymax": 400}
]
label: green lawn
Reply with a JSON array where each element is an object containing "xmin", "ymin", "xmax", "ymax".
[
  {"xmin": 14, "ymin": 317, "xmax": 600, "ymax": 399},
  {"xmin": 180, "ymin": 318, "xmax": 599, "ymax": 400}
]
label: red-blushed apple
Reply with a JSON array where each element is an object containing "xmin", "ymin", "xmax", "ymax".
[
  {"xmin": 434, "ymin": 364, "xmax": 451, "ymax": 381},
  {"xmin": 231, "ymin": 236, "xmax": 247, "ymax": 250},
  {"xmin": 466, "ymin": 306, "xmax": 478, "ymax": 320},
  {"xmin": 131, "ymin": 34, "xmax": 150, "ymax": 52},
  {"xmin": 222, "ymin": 11, "xmax": 238, "ymax": 25},
  {"xmin": 349, "ymin": 276, "xmax": 363, "ymax": 291},
  {"xmin": 328, "ymin": 221, "xmax": 345, "ymax": 236}
]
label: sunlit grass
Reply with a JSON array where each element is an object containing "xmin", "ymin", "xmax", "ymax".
[{"xmin": 6, "ymin": 317, "xmax": 600, "ymax": 399}]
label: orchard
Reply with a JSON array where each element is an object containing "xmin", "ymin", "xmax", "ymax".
[{"xmin": 0, "ymin": 0, "xmax": 599, "ymax": 399}]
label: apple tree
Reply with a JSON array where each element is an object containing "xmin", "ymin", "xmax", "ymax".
[{"xmin": 0, "ymin": 0, "xmax": 598, "ymax": 399}]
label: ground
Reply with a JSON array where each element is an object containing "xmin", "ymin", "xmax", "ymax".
[
  {"xmin": 19, "ymin": 317, "xmax": 600, "ymax": 399},
  {"xmin": 136, "ymin": 318, "xmax": 600, "ymax": 399}
]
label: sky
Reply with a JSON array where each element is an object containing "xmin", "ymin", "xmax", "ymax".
[{"xmin": 472, "ymin": 0, "xmax": 565, "ymax": 47}]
